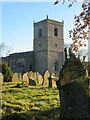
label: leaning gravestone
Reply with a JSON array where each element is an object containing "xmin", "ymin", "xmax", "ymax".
[
  {"xmin": 0, "ymin": 73, "xmax": 3, "ymax": 84},
  {"xmin": 12, "ymin": 73, "xmax": 19, "ymax": 83},
  {"xmin": 56, "ymin": 54, "xmax": 90, "ymax": 119},
  {"xmin": 43, "ymin": 70, "xmax": 50, "ymax": 86},
  {"xmin": 23, "ymin": 73, "xmax": 29, "ymax": 85}
]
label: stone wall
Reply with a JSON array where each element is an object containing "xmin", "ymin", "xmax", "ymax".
[
  {"xmin": 34, "ymin": 51, "xmax": 47, "ymax": 74},
  {"xmin": 3, "ymin": 51, "xmax": 34, "ymax": 73}
]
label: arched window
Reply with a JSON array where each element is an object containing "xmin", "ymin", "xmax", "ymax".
[
  {"xmin": 55, "ymin": 61, "xmax": 58, "ymax": 71},
  {"xmin": 54, "ymin": 28, "xmax": 58, "ymax": 36}
]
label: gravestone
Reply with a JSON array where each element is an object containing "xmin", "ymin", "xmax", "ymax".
[
  {"xmin": 23, "ymin": 73, "xmax": 29, "ymax": 85},
  {"xmin": 0, "ymin": 73, "xmax": 3, "ymax": 84},
  {"xmin": 52, "ymin": 79, "xmax": 57, "ymax": 88},
  {"xmin": 51, "ymin": 73, "xmax": 58, "ymax": 88},
  {"xmin": 37, "ymin": 74, "xmax": 43, "ymax": 85},
  {"xmin": 59, "ymin": 81, "xmax": 89, "ymax": 118},
  {"xmin": 28, "ymin": 71, "xmax": 33, "ymax": 79},
  {"xmin": 43, "ymin": 70, "xmax": 50, "ymax": 86},
  {"xmin": 56, "ymin": 54, "xmax": 90, "ymax": 119},
  {"xmin": 48, "ymin": 73, "xmax": 58, "ymax": 88},
  {"xmin": 28, "ymin": 71, "xmax": 37, "ymax": 81},
  {"xmin": 12, "ymin": 73, "xmax": 19, "ymax": 83},
  {"xmin": 33, "ymin": 72, "xmax": 37, "ymax": 81},
  {"xmin": 18, "ymin": 73, "xmax": 22, "ymax": 81}
]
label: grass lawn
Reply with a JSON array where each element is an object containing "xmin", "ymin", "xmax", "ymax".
[{"xmin": 1, "ymin": 82, "xmax": 60, "ymax": 120}]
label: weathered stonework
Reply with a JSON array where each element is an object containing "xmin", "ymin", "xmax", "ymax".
[
  {"xmin": 34, "ymin": 18, "xmax": 65, "ymax": 74},
  {"xmin": 2, "ymin": 17, "xmax": 65, "ymax": 75}
]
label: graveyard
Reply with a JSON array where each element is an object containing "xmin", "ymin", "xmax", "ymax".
[
  {"xmin": 1, "ymin": 1, "xmax": 90, "ymax": 119},
  {"xmin": 1, "ymin": 55, "xmax": 90, "ymax": 119},
  {"xmin": 2, "ymin": 82, "xmax": 60, "ymax": 120},
  {"xmin": 1, "ymin": 69, "xmax": 61, "ymax": 120}
]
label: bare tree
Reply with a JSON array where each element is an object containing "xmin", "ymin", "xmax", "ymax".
[{"xmin": 0, "ymin": 42, "xmax": 11, "ymax": 57}]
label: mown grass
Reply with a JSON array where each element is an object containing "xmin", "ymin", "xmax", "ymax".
[{"xmin": 1, "ymin": 82, "xmax": 60, "ymax": 120}]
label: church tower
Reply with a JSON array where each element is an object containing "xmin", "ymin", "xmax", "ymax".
[{"xmin": 34, "ymin": 17, "xmax": 65, "ymax": 74}]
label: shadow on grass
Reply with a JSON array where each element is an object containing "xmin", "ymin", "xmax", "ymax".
[
  {"xmin": 2, "ymin": 107, "xmax": 60, "ymax": 120},
  {"xmin": 2, "ymin": 83, "xmax": 50, "ymax": 93},
  {"xmin": 10, "ymin": 83, "xmax": 56, "ymax": 90},
  {"xmin": 2, "ymin": 107, "xmax": 90, "ymax": 120}
]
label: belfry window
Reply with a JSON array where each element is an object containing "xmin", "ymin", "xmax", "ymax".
[
  {"xmin": 55, "ymin": 44, "xmax": 57, "ymax": 47},
  {"xmin": 54, "ymin": 28, "xmax": 58, "ymax": 36},
  {"xmin": 39, "ymin": 29, "xmax": 42, "ymax": 37}
]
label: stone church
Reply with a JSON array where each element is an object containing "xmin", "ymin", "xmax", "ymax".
[{"xmin": 3, "ymin": 17, "xmax": 65, "ymax": 74}]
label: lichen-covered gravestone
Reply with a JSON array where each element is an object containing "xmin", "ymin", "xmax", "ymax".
[
  {"xmin": 43, "ymin": 70, "xmax": 50, "ymax": 86},
  {"xmin": 33, "ymin": 72, "xmax": 37, "ymax": 81},
  {"xmin": 28, "ymin": 71, "xmax": 37, "ymax": 81},
  {"xmin": 28, "ymin": 71, "xmax": 38, "ymax": 85},
  {"xmin": 23, "ymin": 73, "xmax": 29, "ymax": 85},
  {"xmin": 28, "ymin": 71, "xmax": 33, "ymax": 79},
  {"xmin": 0, "ymin": 73, "xmax": 3, "ymax": 84},
  {"xmin": 12, "ymin": 73, "xmax": 19, "ymax": 83},
  {"xmin": 56, "ymin": 54, "xmax": 90, "ymax": 119},
  {"xmin": 37, "ymin": 74, "xmax": 43, "ymax": 85}
]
